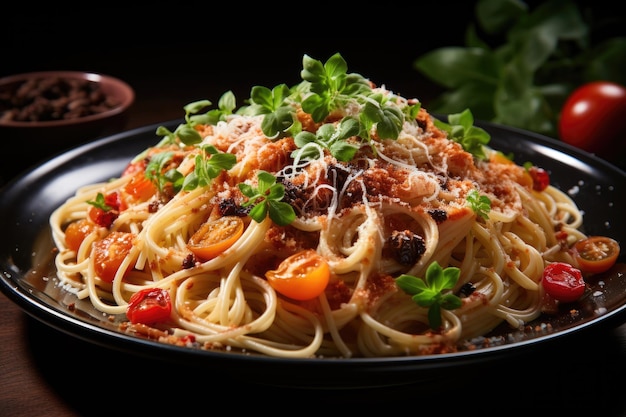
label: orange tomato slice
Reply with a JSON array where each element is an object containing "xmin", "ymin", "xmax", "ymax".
[
  {"xmin": 265, "ymin": 249, "xmax": 330, "ymax": 300},
  {"xmin": 65, "ymin": 218, "xmax": 97, "ymax": 252},
  {"xmin": 93, "ymin": 231, "xmax": 135, "ymax": 282},
  {"xmin": 187, "ymin": 216, "xmax": 244, "ymax": 261},
  {"xmin": 574, "ymin": 236, "xmax": 620, "ymax": 274}
]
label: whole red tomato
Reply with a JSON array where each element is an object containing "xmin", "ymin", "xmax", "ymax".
[{"xmin": 558, "ymin": 81, "xmax": 626, "ymax": 159}]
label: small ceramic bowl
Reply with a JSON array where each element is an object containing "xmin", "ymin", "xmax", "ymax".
[{"xmin": 0, "ymin": 71, "xmax": 135, "ymax": 165}]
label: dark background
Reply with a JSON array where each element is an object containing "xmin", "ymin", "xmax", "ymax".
[
  {"xmin": 2, "ymin": 3, "xmax": 626, "ymax": 416},
  {"xmin": 3, "ymin": 2, "xmax": 622, "ymax": 159},
  {"xmin": 3, "ymin": 5, "xmax": 478, "ymax": 104}
]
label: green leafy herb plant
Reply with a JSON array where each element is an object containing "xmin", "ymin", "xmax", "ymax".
[
  {"xmin": 87, "ymin": 192, "xmax": 112, "ymax": 211},
  {"xmin": 241, "ymin": 53, "xmax": 420, "ymax": 153},
  {"xmin": 433, "ymin": 108, "xmax": 491, "ymax": 159},
  {"xmin": 238, "ymin": 171, "xmax": 296, "ymax": 226},
  {"xmin": 414, "ymin": 0, "xmax": 626, "ymax": 138},
  {"xmin": 395, "ymin": 262, "xmax": 463, "ymax": 330},
  {"xmin": 466, "ymin": 189, "xmax": 491, "ymax": 220}
]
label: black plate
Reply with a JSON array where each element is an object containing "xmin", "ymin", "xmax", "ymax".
[{"xmin": 1, "ymin": 119, "xmax": 625, "ymax": 389}]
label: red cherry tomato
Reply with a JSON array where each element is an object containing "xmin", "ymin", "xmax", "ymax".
[
  {"xmin": 527, "ymin": 166, "xmax": 550, "ymax": 191},
  {"xmin": 573, "ymin": 236, "xmax": 620, "ymax": 274},
  {"xmin": 88, "ymin": 192, "xmax": 120, "ymax": 228},
  {"xmin": 126, "ymin": 288, "xmax": 172, "ymax": 325},
  {"xmin": 541, "ymin": 262, "xmax": 586, "ymax": 303},
  {"xmin": 558, "ymin": 81, "xmax": 626, "ymax": 158}
]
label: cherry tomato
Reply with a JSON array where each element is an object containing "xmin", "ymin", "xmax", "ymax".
[
  {"xmin": 265, "ymin": 249, "xmax": 330, "ymax": 300},
  {"xmin": 93, "ymin": 232, "xmax": 135, "ymax": 282},
  {"xmin": 126, "ymin": 288, "xmax": 172, "ymax": 325},
  {"xmin": 88, "ymin": 192, "xmax": 120, "ymax": 228},
  {"xmin": 120, "ymin": 171, "xmax": 157, "ymax": 208},
  {"xmin": 187, "ymin": 216, "xmax": 244, "ymax": 261},
  {"xmin": 558, "ymin": 81, "xmax": 626, "ymax": 158},
  {"xmin": 541, "ymin": 262, "xmax": 586, "ymax": 303},
  {"xmin": 64, "ymin": 218, "xmax": 97, "ymax": 252},
  {"xmin": 527, "ymin": 166, "xmax": 550, "ymax": 191},
  {"xmin": 573, "ymin": 236, "xmax": 620, "ymax": 274}
]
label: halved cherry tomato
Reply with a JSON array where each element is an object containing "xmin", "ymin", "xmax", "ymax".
[
  {"xmin": 265, "ymin": 249, "xmax": 330, "ymax": 300},
  {"xmin": 541, "ymin": 262, "xmax": 586, "ymax": 303},
  {"xmin": 64, "ymin": 218, "xmax": 97, "ymax": 252},
  {"xmin": 88, "ymin": 192, "xmax": 120, "ymax": 228},
  {"xmin": 93, "ymin": 232, "xmax": 135, "ymax": 282},
  {"xmin": 187, "ymin": 216, "xmax": 244, "ymax": 261},
  {"xmin": 573, "ymin": 236, "xmax": 620, "ymax": 274},
  {"xmin": 119, "ymin": 171, "xmax": 157, "ymax": 210},
  {"xmin": 527, "ymin": 166, "xmax": 550, "ymax": 191},
  {"xmin": 126, "ymin": 288, "xmax": 172, "ymax": 325}
]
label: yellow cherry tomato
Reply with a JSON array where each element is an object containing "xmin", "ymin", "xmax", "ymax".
[
  {"xmin": 574, "ymin": 236, "xmax": 620, "ymax": 274},
  {"xmin": 187, "ymin": 216, "xmax": 244, "ymax": 261},
  {"xmin": 265, "ymin": 249, "xmax": 330, "ymax": 300}
]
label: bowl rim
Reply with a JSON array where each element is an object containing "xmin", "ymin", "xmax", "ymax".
[{"xmin": 0, "ymin": 70, "xmax": 135, "ymax": 128}]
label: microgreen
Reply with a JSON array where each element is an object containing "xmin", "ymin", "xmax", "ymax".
[
  {"xmin": 238, "ymin": 171, "xmax": 296, "ymax": 226},
  {"xmin": 240, "ymin": 53, "xmax": 419, "ymax": 151},
  {"xmin": 466, "ymin": 189, "xmax": 491, "ymax": 219},
  {"xmin": 145, "ymin": 151, "xmax": 178, "ymax": 193},
  {"xmin": 434, "ymin": 109, "xmax": 490, "ymax": 160},
  {"xmin": 155, "ymin": 99, "xmax": 214, "ymax": 146},
  {"xmin": 300, "ymin": 53, "xmax": 372, "ymax": 123},
  {"xmin": 144, "ymin": 145, "xmax": 236, "ymax": 195},
  {"xmin": 181, "ymin": 145, "xmax": 237, "ymax": 191},
  {"xmin": 359, "ymin": 91, "xmax": 405, "ymax": 141},
  {"xmin": 204, "ymin": 90, "xmax": 237, "ymax": 125},
  {"xmin": 292, "ymin": 116, "xmax": 361, "ymax": 162},
  {"xmin": 87, "ymin": 192, "xmax": 111, "ymax": 211},
  {"xmin": 241, "ymin": 84, "xmax": 298, "ymax": 139},
  {"xmin": 395, "ymin": 261, "xmax": 462, "ymax": 330}
]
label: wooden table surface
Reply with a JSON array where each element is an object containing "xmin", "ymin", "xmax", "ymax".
[{"xmin": 2, "ymin": 35, "xmax": 626, "ymax": 415}]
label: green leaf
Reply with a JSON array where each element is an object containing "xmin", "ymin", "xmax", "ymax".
[
  {"xmin": 427, "ymin": 303, "xmax": 442, "ymax": 330},
  {"xmin": 291, "ymin": 116, "xmax": 361, "ymax": 162},
  {"xmin": 434, "ymin": 109, "xmax": 491, "ymax": 159},
  {"xmin": 428, "ymin": 84, "xmax": 497, "ymax": 120},
  {"xmin": 268, "ymin": 200, "xmax": 296, "ymax": 226},
  {"xmin": 583, "ymin": 37, "xmax": 626, "ymax": 86},
  {"xmin": 395, "ymin": 274, "xmax": 429, "ymax": 294},
  {"xmin": 466, "ymin": 189, "xmax": 491, "ymax": 219},
  {"xmin": 413, "ymin": 47, "xmax": 500, "ymax": 89},
  {"xmin": 238, "ymin": 171, "xmax": 296, "ymax": 226},
  {"xmin": 145, "ymin": 151, "xmax": 174, "ymax": 192},
  {"xmin": 476, "ymin": 0, "xmax": 528, "ymax": 35},
  {"xmin": 184, "ymin": 100, "xmax": 212, "ymax": 115},
  {"xmin": 176, "ymin": 125, "xmax": 203, "ymax": 145},
  {"xmin": 395, "ymin": 262, "xmax": 462, "ymax": 330},
  {"xmin": 412, "ymin": 0, "xmax": 623, "ymax": 139},
  {"xmin": 87, "ymin": 192, "xmax": 112, "ymax": 211},
  {"xmin": 425, "ymin": 261, "xmax": 445, "ymax": 290}
]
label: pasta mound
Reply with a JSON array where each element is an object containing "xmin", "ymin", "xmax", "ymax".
[{"xmin": 49, "ymin": 54, "xmax": 588, "ymax": 358}]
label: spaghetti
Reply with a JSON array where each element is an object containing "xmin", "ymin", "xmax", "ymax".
[{"xmin": 50, "ymin": 53, "xmax": 600, "ymax": 358}]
